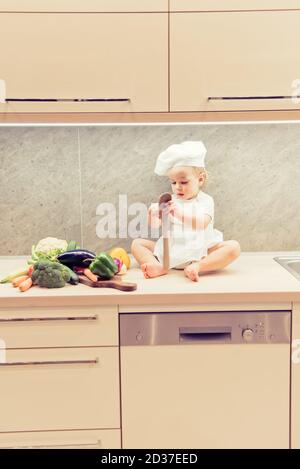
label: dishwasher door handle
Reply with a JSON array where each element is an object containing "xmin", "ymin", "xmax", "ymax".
[{"xmin": 179, "ymin": 326, "xmax": 232, "ymax": 343}]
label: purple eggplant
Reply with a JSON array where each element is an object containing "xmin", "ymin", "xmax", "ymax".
[{"xmin": 57, "ymin": 249, "xmax": 96, "ymax": 268}]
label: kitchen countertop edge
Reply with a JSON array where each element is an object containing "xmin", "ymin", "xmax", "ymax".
[{"xmin": 0, "ymin": 291, "xmax": 297, "ymax": 309}]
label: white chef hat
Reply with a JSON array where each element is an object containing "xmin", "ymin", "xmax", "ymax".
[{"xmin": 154, "ymin": 141, "xmax": 207, "ymax": 176}]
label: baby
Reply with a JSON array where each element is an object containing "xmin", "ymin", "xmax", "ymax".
[{"xmin": 131, "ymin": 141, "xmax": 240, "ymax": 282}]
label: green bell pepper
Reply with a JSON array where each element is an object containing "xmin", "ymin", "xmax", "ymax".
[{"xmin": 89, "ymin": 252, "xmax": 118, "ymax": 280}]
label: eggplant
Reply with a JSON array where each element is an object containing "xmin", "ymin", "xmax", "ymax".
[{"xmin": 57, "ymin": 249, "xmax": 96, "ymax": 268}]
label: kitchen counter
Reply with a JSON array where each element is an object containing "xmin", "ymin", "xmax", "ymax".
[{"xmin": 1, "ymin": 252, "xmax": 300, "ymax": 308}]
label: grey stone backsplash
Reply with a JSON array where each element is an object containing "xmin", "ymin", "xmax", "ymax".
[{"xmin": 1, "ymin": 123, "xmax": 300, "ymax": 256}]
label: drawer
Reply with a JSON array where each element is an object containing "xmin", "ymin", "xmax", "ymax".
[
  {"xmin": 0, "ymin": 306, "xmax": 118, "ymax": 348},
  {"xmin": 0, "ymin": 13, "xmax": 168, "ymax": 113},
  {"xmin": 170, "ymin": 1, "xmax": 300, "ymax": 11},
  {"xmin": 170, "ymin": 11, "xmax": 300, "ymax": 112},
  {"xmin": 0, "ymin": 429, "xmax": 121, "ymax": 448},
  {"xmin": 0, "ymin": 347, "xmax": 119, "ymax": 432},
  {"xmin": 0, "ymin": 1, "xmax": 168, "ymax": 12}
]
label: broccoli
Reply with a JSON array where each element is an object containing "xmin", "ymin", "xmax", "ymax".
[{"xmin": 31, "ymin": 260, "xmax": 71, "ymax": 288}]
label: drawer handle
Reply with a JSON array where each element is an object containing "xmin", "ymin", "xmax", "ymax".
[
  {"xmin": 208, "ymin": 95, "xmax": 300, "ymax": 101},
  {"xmin": 0, "ymin": 315, "xmax": 98, "ymax": 322},
  {"xmin": 5, "ymin": 97, "xmax": 131, "ymax": 102},
  {"xmin": 5, "ymin": 440, "xmax": 102, "ymax": 448},
  {"xmin": 0, "ymin": 358, "xmax": 99, "ymax": 366}
]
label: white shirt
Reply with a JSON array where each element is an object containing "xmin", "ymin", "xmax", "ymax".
[{"xmin": 153, "ymin": 191, "xmax": 223, "ymax": 269}]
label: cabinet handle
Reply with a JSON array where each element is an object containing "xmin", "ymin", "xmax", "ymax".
[
  {"xmin": 0, "ymin": 359, "xmax": 99, "ymax": 366},
  {"xmin": 208, "ymin": 95, "xmax": 300, "ymax": 101},
  {"xmin": 5, "ymin": 97, "xmax": 130, "ymax": 102},
  {"xmin": 5, "ymin": 440, "xmax": 101, "ymax": 448},
  {"xmin": 0, "ymin": 315, "xmax": 98, "ymax": 322}
]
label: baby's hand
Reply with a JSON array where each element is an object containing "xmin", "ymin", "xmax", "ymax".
[{"xmin": 165, "ymin": 201, "xmax": 183, "ymax": 222}]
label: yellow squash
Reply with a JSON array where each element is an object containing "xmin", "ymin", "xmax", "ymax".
[{"xmin": 109, "ymin": 247, "xmax": 131, "ymax": 269}]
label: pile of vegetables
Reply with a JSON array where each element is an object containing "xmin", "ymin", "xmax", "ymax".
[
  {"xmin": 57, "ymin": 247, "xmax": 129, "ymax": 279},
  {"xmin": 0, "ymin": 237, "xmax": 131, "ymax": 293},
  {"xmin": 0, "ymin": 237, "xmax": 80, "ymax": 292}
]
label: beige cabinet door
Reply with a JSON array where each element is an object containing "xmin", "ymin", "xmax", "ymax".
[
  {"xmin": 0, "ymin": 306, "xmax": 118, "ymax": 348},
  {"xmin": 0, "ymin": 1, "xmax": 168, "ymax": 12},
  {"xmin": 292, "ymin": 302, "xmax": 300, "ymax": 448},
  {"xmin": 0, "ymin": 347, "xmax": 120, "ymax": 432},
  {"xmin": 171, "ymin": 11, "xmax": 300, "ymax": 111},
  {"xmin": 0, "ymin": 13, "xmax": 168, "ymax": 113},
  {"xmin": 170, "ymin": 1, "xmax": 300, "ymax": 11},
  {"xmin": 0, "ymin": 429, "xmax": 121, "ymax": 449},
  {"xmin": 121, "ymin": 344, "xmax": 290, "ymax": 448}
]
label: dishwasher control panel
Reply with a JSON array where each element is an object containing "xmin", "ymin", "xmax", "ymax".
[
  {"xmin": 240, "ymin": 320, "xmax": 267, "ymax": 342},
  {"xmin": 120, "ymin": 311, "xmax": 291, "ymax": 346}
]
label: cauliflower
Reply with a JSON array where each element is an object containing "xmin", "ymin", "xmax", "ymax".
[
  {"xmin": 35, "ymin": 237, "xmax": 68, "ymax": 255},
  {"xmin": 29, "ymin": 237, "xmax": 68, "ymax": 263}
]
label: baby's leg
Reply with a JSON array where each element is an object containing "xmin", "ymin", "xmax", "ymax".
[
  {"xmin": 184, "ymin": 240, "xmax": 241, "ymax": 282},
  {"xmin": 131, "ymin": 238, "xmax": 167, "ymax": 279}
]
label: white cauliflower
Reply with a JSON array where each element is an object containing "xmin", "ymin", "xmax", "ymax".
[
  {"xmin": 35, "ymin": 237, "xmax": 68, "ymax": 255},
  {"xmin": 30, "ymin": 237, "xmax": 68, "ymax": 263}
]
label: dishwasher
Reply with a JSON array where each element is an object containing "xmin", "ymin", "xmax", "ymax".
[{"xmin": 120, "ymin": 311, "xmax": 291, "ymax": 449}]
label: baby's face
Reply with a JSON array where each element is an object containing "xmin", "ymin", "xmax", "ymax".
[{"xmin": 167, "ymin": 166, "xmax": 204, "ymax": 200}]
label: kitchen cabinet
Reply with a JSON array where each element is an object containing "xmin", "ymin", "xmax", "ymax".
[
  {"xmin": 292, "ymin": 302, "xmax": 300, "ymax": 448},
  {"xmin": 0, "ymin": 253, "xmax": 298, "ymax": 448},
  {"xmin": 170, "ymin": 1, "xmax": 300, "ymax": 11},
  {"xmin": 0, "ymin": 347, "xmax": 119, "ymax": 432},
  {"xmin": 1, "ymin": 7, "xmax": 300, "ymax": 121},
  {"xmin": 0, "ymin": 306, "xmax": 118, "ymax": 348},
  {"xmin": 0, "ymin": 13, "xmax": 168, "ymax": 113},
  {"xmin": 0, "ymin": 1, "xmax": 168, "ymax": 12},
  {"xmin": 0, "ymin": 305, "xmax": 120, "ymax": 447},
  {"xmin": 170, "ymin": 10, "xmax": 300, "ymax": 112}
]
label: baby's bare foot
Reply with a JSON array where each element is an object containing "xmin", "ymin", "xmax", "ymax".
[
  {"xmin": 184, "ymin": 262, "xmax": 200, "ymax": 282},
  {"xmin": 141, "ymin": 262, "xmax": 167, "ymax": 279}
]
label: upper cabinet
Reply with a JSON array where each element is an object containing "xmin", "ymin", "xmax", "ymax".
[
  {"xmin": 170, "ymin": 10, "xmax": 300, "ymax": 112},
  {"xmin": 0, "ymin": 1, "xmax": 168, "ymax": 12},
  {"xmin": 170, "ymin": 1, "xmax": 300, "ymax": 11},
  {"xmin": 1, "ymin": 4, "xmax": 300, "ymax": 121},
  {"xmin": 0, "ymin": 13, "xmax": 168, "ymax": 113}
]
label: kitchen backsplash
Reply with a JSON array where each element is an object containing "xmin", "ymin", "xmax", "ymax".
[{"xmin": 1, "ymin": 123, "xmax": 299, "ymax": 255}]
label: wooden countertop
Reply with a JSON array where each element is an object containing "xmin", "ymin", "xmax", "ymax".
[{"xmin": 1, "ymin": 252, "xmax": 300, "ymax": 308}]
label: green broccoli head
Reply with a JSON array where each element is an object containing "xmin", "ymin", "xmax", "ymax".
[{"xmin": 31, "ymin": 261, "xmax": 70, "ymax": 288}]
